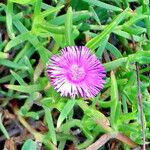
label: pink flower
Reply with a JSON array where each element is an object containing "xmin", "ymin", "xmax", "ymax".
[{"xmin": 46, "ymin": 46, "xmax": 106, "ymax": 98}]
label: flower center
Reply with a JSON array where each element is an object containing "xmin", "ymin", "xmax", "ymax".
[{"xmin": 69, "ymin": 64, "xmax": 86, "ymax": 81}]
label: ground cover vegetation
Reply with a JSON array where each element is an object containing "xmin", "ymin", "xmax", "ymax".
[{"xmin": 0, "ymin": 0, "xmax": 150, "ymax": 149}]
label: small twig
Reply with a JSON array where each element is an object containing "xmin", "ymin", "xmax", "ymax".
[
  {"xmin": 85, "ymin": 133, "xmax": 139, "ymax": 150},
  {"xmin": 136, "ymin": 62, "xmax": 146, "ymax": 150},
  {"xmin": 85, "ymin": 133, "xmax": 115, "ymax": 150},
  {"xmin": 131, "ymin": 35, "xmax": 146, "ymax": 150},
  {"xmin": 116, "ymin": 133, "xmax": 139, "ymax": 148}
]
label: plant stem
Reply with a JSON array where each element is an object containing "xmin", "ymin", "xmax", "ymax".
[
  {"xmin": 136, "ymin": 63, "xmax": 146, "ymax": 150},
  {"xmin": 85, "ymin": 132, "xmax": 138, "ymax": 150}
]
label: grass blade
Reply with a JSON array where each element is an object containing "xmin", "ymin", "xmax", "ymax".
[
  {"xmin": 41, "ymin": 5, "xmax": 64, "ymax": 18},
  {"xmin": 6, "ymin": 1, "xmax": 15, "ymax": 39},
  {"xmin": 44, "ymin": 107, "xmax": 57, "ymax": 145},
  {"xmin": 4, "ymin": 32, "xmax": 30, "ymax": 52},
  {"xmin": 65, "ymin": 7, "xmax": 74, "ymax": 46},
  {"xmin": 0, "ymin": 59, "xmax": 28, "ymax": 70},
  {"xmin": 21, "ymin": 139, "xmax": 36, "ymax": 150},
  {"xmin": 110, "ymin": 71, "xmax": 119, "ymax": 129},
  {"xmin": 89, "ymin": 6, "xmax": 101, "ymax": 25},
  {"xmin": 0, "ymin": 52, "xmax": 8, "ymax": 59},
  {"xmin": 10, "ymin": 70, "xmax": 27, "ymax": 85},
  {"xmin": 57, "ymin": 100, "xmax": 76, "ymax": 128},
  {"xmin": 106, "ymin": 42, "xmax": 122, "ymax": 58},
  {"xmin": 0, "ymin": 113, "xmax": 10, "ymax": 139},
  {"xmin": 103, "ymin": 57, "xmax": 127, "ymax": 71},
  {"xmin": 83, "ymin": 0, "xmax": 123, "ymax": 12},
  {"xmin": 86, "ymin": 8, "xmax": 128, "ymax": 51},
  {"xmin": 5, "ymin": 84, "xmax": 45, "ymax": 93},
  {"xmin": 96, "ymin": 35, "xmax": 109, "ymax": 58}
]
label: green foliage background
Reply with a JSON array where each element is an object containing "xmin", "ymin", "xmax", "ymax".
[{"xmin": 0, "ymin": 0, "xmax": 150, "ymax": 149}]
